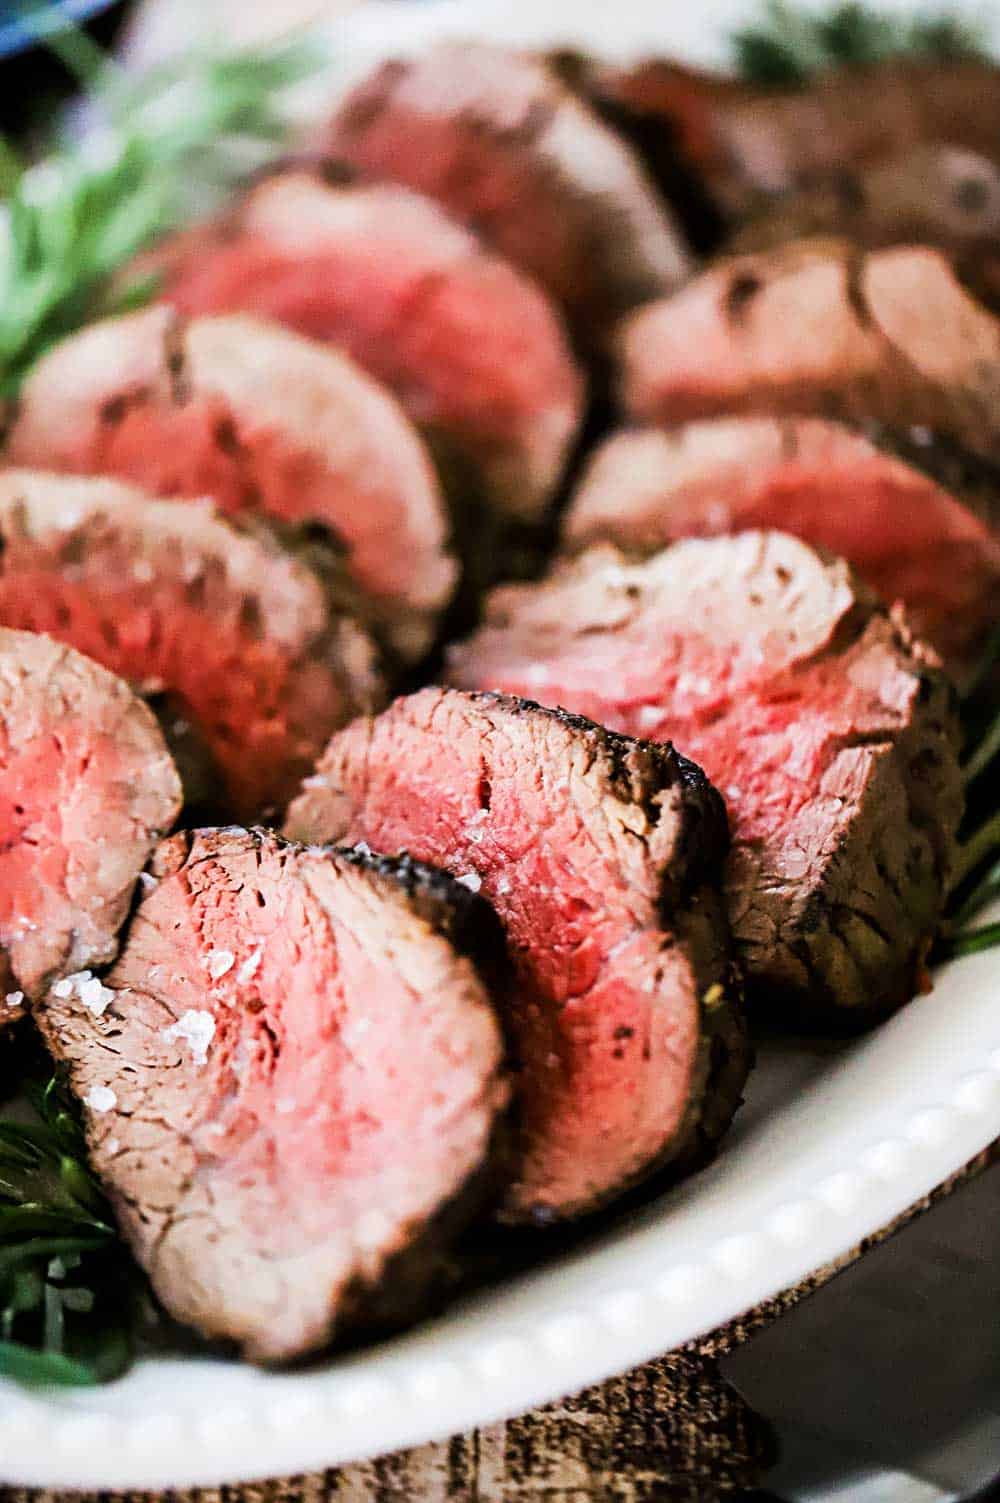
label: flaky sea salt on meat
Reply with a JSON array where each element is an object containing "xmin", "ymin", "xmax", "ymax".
[
  {"xmin": 84, "ymin": 1084, "xmax": 118, "ymax": 1114},
  {"xmin": 457, "ymin": 872, "xmax": 482, "ymax": 892},
  {"xmin": 163, "ymin": 1009, "xmax": 216, "ymax": 1065},
  {"xmin": 237, "ymin": 947, "xmax": 262, "ymax": 984},
  {"xmin": 206, "ymin": 949, "xmax": 235, "ymax": 980}
]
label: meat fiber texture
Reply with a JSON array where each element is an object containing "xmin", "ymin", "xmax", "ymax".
[
  {"xmin": 323, "ymin": 42, "xmax": 691, "ymax": 343},
  {"xmin": 3, "ymin": 306, "xmax": 455, "ymax": 664},
  {"xmin": 0, "ymin": 471, "xmax": 381, "ymax": 820},
  {"xmin": 37, "ymin": 828, "xmax": 509, "ymax": 1362},
  {"xmin": 285, "ymin": 688, "xmax": 749, "ymax": 1223},
  {"xmin": 145, "ymin": 167, "xmax": 586, "ymax": 527},
  {"xmin": 564, "ymin": 419, "xmax": 1000, "ymax": 679},
  {"xmin": 0, "ymin": 628, "xmax": 181, "ymax": 1005},
  {"xmin": 619, "ymin": 240, "xmax": 1000, "ymax": 471},
  {"xmin": 447, "ymin": 535, "xmax": 964, "ymax": 1023}
]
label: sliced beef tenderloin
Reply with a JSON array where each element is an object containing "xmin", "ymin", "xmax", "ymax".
[
  {"xmin": 0, "ymin": 628, "xmax": 181, "ymax": 998},
  {"xmin": 708, "ymin": 59, "xmax": 1000, "ymax": 214},
  {"xmin": 619, "ymin": 240, "xmax": 1000, "ymax": 468},
  {"xmin": 729, "ymin": 147, "xmax": 1000, "ymax": 307},
  {"xmin": 144, "ymin": 167, "xmax": 585, "ymax": 527},
  {"xmin": 322, "ymin": 42, "xmax": 691, "ymax": 343},
  {"xmin": 563, "ymin": 419, "xmax": 1000, "ymax": 678},
  {"xmin": 447, "ymin": 535, "xmax": 964, "ymax": 1023},
  {"xmin": 0, "ymin": 471, "xmax": 381, "ymax": 819},
  {"xmin": 36, "ymin": 827, "xmax": 509, "ymax": 1362},
  {"xmin": 285, "ymin": 687, "xmax": 748, "ymax": 1223},
  {"xmin": 3, "ymin": 305, "xmax": 454, "ymax": 663}
]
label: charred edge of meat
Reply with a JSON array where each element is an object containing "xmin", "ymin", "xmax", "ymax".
[
  {"xmin": 866, "ymin": 419, "xmax": 1000, "ymax": 529},
  {"xmin": 335, "ymin": 844, "xmax": 510, "ymax": 995},
  {"xmin": 546, "ymin": 50, "xmax": 728, "ymax": 255}
]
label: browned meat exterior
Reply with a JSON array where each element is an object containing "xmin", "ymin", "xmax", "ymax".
[
  {"xmin": 447, "ymin": 536, "xmax": 964, "ymax": 1021},
  {"xmin": 286, "ymin": 688, "xmax": 748, "ymax": 1222},
  {"xmin": 620, "ymin": 240, "xmax": 1000, "ymax": 467},
  {"xmin": 563, "ymin": 420, "xmax": 1000, "ymax": 677},
  {"xmin": 730, "ymin": 147, "xmax": 1000, "ymax": 309},
  {"xmin": 3, "ymin": 306, "xmax": 454, "ymax": 663},
  {"xmin": 145, "ymin": 167, "xmax": 585, "ymax": 524},
  {"xmin": 709, "ymin": 59, "xmax": 1000, "ymax": 212},
  {"xmin": 37, "ymin": 827, "xmax": 509, "ymax": 1362},
  {"xmin": 0, "ymin": 628, "xmax": 181, "ymax": 997},
  {"xmin": 0, "ymin": 471, "xmax": 381, "ymax": 819},
  {"xmin": 323, "ymin": 43, "xmax": 691, "ymax": 341}
]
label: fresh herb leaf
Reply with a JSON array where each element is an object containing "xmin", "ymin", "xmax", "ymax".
[
  {"xmin": 733, "ymin": 1, "xmax": 989, "ymax": 84},
  {"xmin": 0, "ymin": 1068, "xmax": 142, "ymax": 1387},
  {"xmin": 0, "ymin": 24, "xmax": 320, "ymax": 393}
]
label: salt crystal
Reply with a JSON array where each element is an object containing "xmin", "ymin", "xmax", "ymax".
[
  {"xmin": 107, "ymin": 1138, "xmax": 120, "ymax": 1154},
  {"xmin": 726, "ymin": 787, "xmax": 742, "ymax": 802},
  {"xmin": 524, "ymin": 662, "xmax": 551, "ymax": 688},
  {"xmin": 637, "ymin": 705, "xmax": 663, "ymax": 733},
  {"xmin": 302, "ymin": 774, "xmax": 328, "ymax": 790},
  {"xmin": 457, "ymin": 872, "xmax": 482, "ymax": 893},
  {"xmin": 138, "ymin": 872, "xmax": 158, "ymax": 894},
  {"xmin": 79, "ymin": 975, "xmax": 115, "ymax": 1017},
  {"xmin": 496, "ymin": 875, "xmax": 512, "ymax": 896},
  {"xmin": 237, "ymin": 948, "xmax": 262, "ymax": 984},
  {"xmin": 354, "ymin": 840, "xmax": 372, "ymax": 857},
  {"xmin": 84, "ymin": 1084, "xmax": 117, "ymax": 1114},
  {"xmin": 52, "ymin": 976, "xmax": 77, "ymax": 999},
  {"xmin": 4, "ymin": 991, "xmax": 23, "ymax": 1008},
  {"xmin": 163, "ymin": 1009, "xmax": 216, "ymax": 1065},
  {"xmin": 206, "ymin": 949, "xmax": 235, "ymax": 980}
]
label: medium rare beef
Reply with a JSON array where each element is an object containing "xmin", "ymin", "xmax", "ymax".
[
  {"xmin": 447, "ymin": 535, "xmax": 964, "ymax": 1021},
  {"xmin": 285, "ymin": 687, "xmax": 748, "ymax": 1222},
  {"xmin": 0, "ymin": 471, "xmax": 381, "ymax": 819},
  {"xmin": 729, "ymin": 147, "xmax": 1000, "ymax": 307},
  {"xmin": 619, "ymin": 240, "xmax": 1000, "ymax": 468},
  {"xmin": 322, "ymin": 42, "xmax": 691, "ymax": 341},
  {"xmin": 3, "ymin": 306, "xmax": 454, "ymax": 663},
  {"xmin": 563, "ymin": 419, "xmax": 1000, "ymax": 677},
  {"xmin": 0, "ymin": 628, "xmax": 181, "ymax": 997},
  {"xmin": 144, "ymin": 167, "xmax": 585, "ymax": 525},
  {"xmin": 37, "ymin": 827, "xmax": 509, "ymax": 1362}
]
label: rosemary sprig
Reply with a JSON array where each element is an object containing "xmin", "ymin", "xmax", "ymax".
[
  {"xmin": 733, "ymin": 1, "xmax": 989, "ymax": 85},
  {"xmin": 0, "ymin": 26, "xmax": 319, "ymax": 393},
  {"xmin": 0, "ymin": 1064, "xmax": 142, "ymax": 1386}
]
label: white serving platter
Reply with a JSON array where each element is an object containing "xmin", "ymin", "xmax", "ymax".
[{"xmin": 2, "ymin": 0, "xmax": 999, "ymax": 1487}]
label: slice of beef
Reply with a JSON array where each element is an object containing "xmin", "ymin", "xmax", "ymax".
[
  {"xmin": 285, "ymin": 687, "xmax": 748, "ymax": 1223},
  {"xmin": 730, "ymin": 147, "xmax": 1000, "ymax": 275},
  {"xmin": 709, "ymin": 59, "xmax": 1000, "ymax": 213},
  {"xmin": 36, "ymin": 827, "xmax": 509, "ymax": 1362},
  {"xmin": 619, "ymin": 240, "xmax": 1000, "ymax": 468},
  {"xmin": 3, "ymin": 305, "xmax": 455, "ymax": 663},
  {"xmin": 0, "ymin": 471, "xmax": 381, "ymax": 819},
  {"xmin": 447, "ymin": 535, "xmax": 964, "ymax": 1022},
  {"xmin": 0, "ymin": 627, "xmax": 181, "ymax": 996},
  {"xmin": 563, "ymin": 419, "xmax": 1000, "ymax": 678},
  {"xmin": 143, "ymin": 167, "xmax": 586, "ymax": 526},
  {"xmin": 322, "ymin": 42, "xmax": 691, "ymax": 343}
]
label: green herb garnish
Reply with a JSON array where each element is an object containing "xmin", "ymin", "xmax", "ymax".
[
  {"xmin": 0, "ymin": 13, "xmax": 319, "ymax": 393},
  {"xmin": 733, "ymin": 1, "xmax": 989, "ymax": 85},
  {"xmin": 0, "ymin": 1068, "xmax": 142, "ymax": 1385}
]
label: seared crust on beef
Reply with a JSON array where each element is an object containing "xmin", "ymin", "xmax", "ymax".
[
  {"xmin": 286, "ymin": 687, "xmax": 749, "ymax": 1221},
  {"xmin": 562, "ymin": 419, "xmax": 1000, "ymax": 677},
  {"xmin": 0, "ymin": 628, "xmax": 181, "ymax": 996},
  {"xmin": 37, "ymin": 827, "xmax": 509, "ymax": 1362},
  {"xmin": 323, "ymin": 42, "xmax": 690, "ymax": 341},
  {"xmin": 620, "ymin": 239, "xmax": 1000, "ymax": 468},
  {"xmin": 447, "ymin": 535, "xmax": 964, "ymax": 1021},
  {"xmin": 3, "ymin": 306, "xmax": 455, "ymax": 663},
  {"xmin": 0, "ymin": 470, "xmax": 382, "ymax": 819},
  {"xmin": 143, "ymin": 166, "xmax": 586, "ymax": 526}
]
